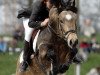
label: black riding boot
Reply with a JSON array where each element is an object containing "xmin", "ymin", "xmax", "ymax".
[{"xmin": 20, "ymin": 40, "xmax": 31, "ymax": 72}]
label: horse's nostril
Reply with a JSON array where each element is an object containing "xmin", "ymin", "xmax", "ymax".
[
  {"xmin": 76, "ymin": 39, "xmax": 78, "ymax": 44},
  {"xmin": 70, "ymin": 40, "xmax": 73, "ymax": 46},
  {"xmin": 68, "ymin": 39, "xmax": 78, "ymax": 48}
]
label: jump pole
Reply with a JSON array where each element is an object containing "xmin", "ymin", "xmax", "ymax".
[{"xmin": 75, "ymin": 64, "xmax": 81, "ymax": 75}]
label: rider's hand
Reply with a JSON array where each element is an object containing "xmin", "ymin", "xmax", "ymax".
[{"xmin": 41, "ymin": 18, "xmax": 49, "ymax": 27}]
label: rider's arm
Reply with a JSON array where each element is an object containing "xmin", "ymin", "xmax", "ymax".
[
  {"xmin": 28, "ymin": 0, "xmax": 43, "ymax": 28},
  {"xmin": 17, "ymin": 8, "xmax": 32, "ymax": 19}
]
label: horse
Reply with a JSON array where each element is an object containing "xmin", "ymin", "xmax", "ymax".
[{"xmin": 16, "ymin": 4, "xmax": 78, "ymax": 75}]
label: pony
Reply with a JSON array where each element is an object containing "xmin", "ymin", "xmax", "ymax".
[{"xmin": 16, "ymin": 1, "xmax": 78, "ymax": 75}]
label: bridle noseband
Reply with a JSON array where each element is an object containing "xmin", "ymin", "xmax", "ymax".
[{"xmin": 64, "ymin": 30, "xmax": 76, "ymax": 36}]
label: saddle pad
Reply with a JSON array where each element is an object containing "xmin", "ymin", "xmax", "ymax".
[
  {"xmin": 19, "ymin": 51, "xmax": 24, "ymax": 63},
  {"xmin": 33, "ymin": 30, "xmax": 40, "ymax": 52}
]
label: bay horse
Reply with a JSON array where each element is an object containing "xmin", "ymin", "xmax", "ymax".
[{"xmin": 16, "ymin": 5, "xmax": 78, "ymax": 75}]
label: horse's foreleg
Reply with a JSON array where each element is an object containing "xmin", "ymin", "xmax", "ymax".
[
  {"xmin": 46, "ymin": 48, "xmax": 58, "ymax": 75},
  {"xmin": 58, "ymin": 48, "xmax": 78, "ymax": 74},
  {"xmin": 38, "ymin": 44, "xmax": 53, "ymax": 75},
  {"xmin": 38, "ymin": 43, "xmax": 59, "ymax": 75}
]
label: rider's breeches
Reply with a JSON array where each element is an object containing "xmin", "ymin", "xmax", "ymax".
[{"xmin": 23, "ymin": 18, "xmax": 34, "ymax": 42}]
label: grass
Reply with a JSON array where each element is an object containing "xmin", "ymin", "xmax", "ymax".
[
  {"xmin": 0, "ymin": 52, "xmax": 100, "ymax": 75},
  {"xmin": 67, "ymin": 52, "xmax": 100, "ymax": 75},
  {"xmin": 0, "ymin": 53, "xmax": 19, "ymax": 75},
  {"xmin": 0, "ymin": 34, "xmax": 100, "ymax": 75}
]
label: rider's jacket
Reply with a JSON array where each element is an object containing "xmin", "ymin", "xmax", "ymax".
[
  {"xmin": 17, "ymin": 0, "xmax": 76, "ymax": 29},
  {"xmin": 28, "ymin": 0, "xmax": 49, "ymax": 29},
  {"xmin": 17, "ymin": 0, "xmax": 49, "ymax": 29}
]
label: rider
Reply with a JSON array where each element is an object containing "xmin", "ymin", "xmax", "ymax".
[
  {"xmin": 17, "ymin": 0, "xmax": 81, "ymax": 72},
  {"xmin": 17, "ymin": 0, "xmax": 59, "ymax": 72}
]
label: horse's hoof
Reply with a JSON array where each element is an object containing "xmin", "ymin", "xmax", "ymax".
[{"xmin": 59, "ymin": 64, "xmax": 69, "ymax": 73}]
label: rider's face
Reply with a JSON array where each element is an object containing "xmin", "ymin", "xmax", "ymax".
[{"xmin": 46, "ymin": 0, "xmax": 53, "ymax": 9}]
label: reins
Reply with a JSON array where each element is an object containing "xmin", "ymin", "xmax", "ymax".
[{"xmin": 48, "ymin": 22, "xmax": 76, "ymax": 40}]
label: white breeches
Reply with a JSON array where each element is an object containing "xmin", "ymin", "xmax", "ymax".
[{"xmin": 23, "ymin": 18, "xmax": 34, "ymax": 42}]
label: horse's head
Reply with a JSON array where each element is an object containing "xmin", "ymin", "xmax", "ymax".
[{"xmin": 59, "ymin": 10, "xmax": 78, "ymax": 48}]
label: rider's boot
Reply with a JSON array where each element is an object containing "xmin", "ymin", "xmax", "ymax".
[{"xmin": 20, "ymin": 40, "xmax": 31, "ymax": 72}]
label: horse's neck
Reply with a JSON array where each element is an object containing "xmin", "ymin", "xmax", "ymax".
[
  {"xmin": 49, "ymin": 7, "xmax": 61, "ymax": 35},
  {"xmin": 48, "ymin": 27, "xmax": 67, "ymax": 46}
]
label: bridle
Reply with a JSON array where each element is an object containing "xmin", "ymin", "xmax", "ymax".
[
  {"xmin": 48, "ymin": 4, "xmax": 77, "ymax": 40},
  {"xmin": 58, "ymin": 21, "xmax": 77, "ymax": 40}
]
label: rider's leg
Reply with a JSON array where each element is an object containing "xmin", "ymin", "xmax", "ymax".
[{"xmin": 20, "ymin": 18, "xmax": 34, "ymax": 71}]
